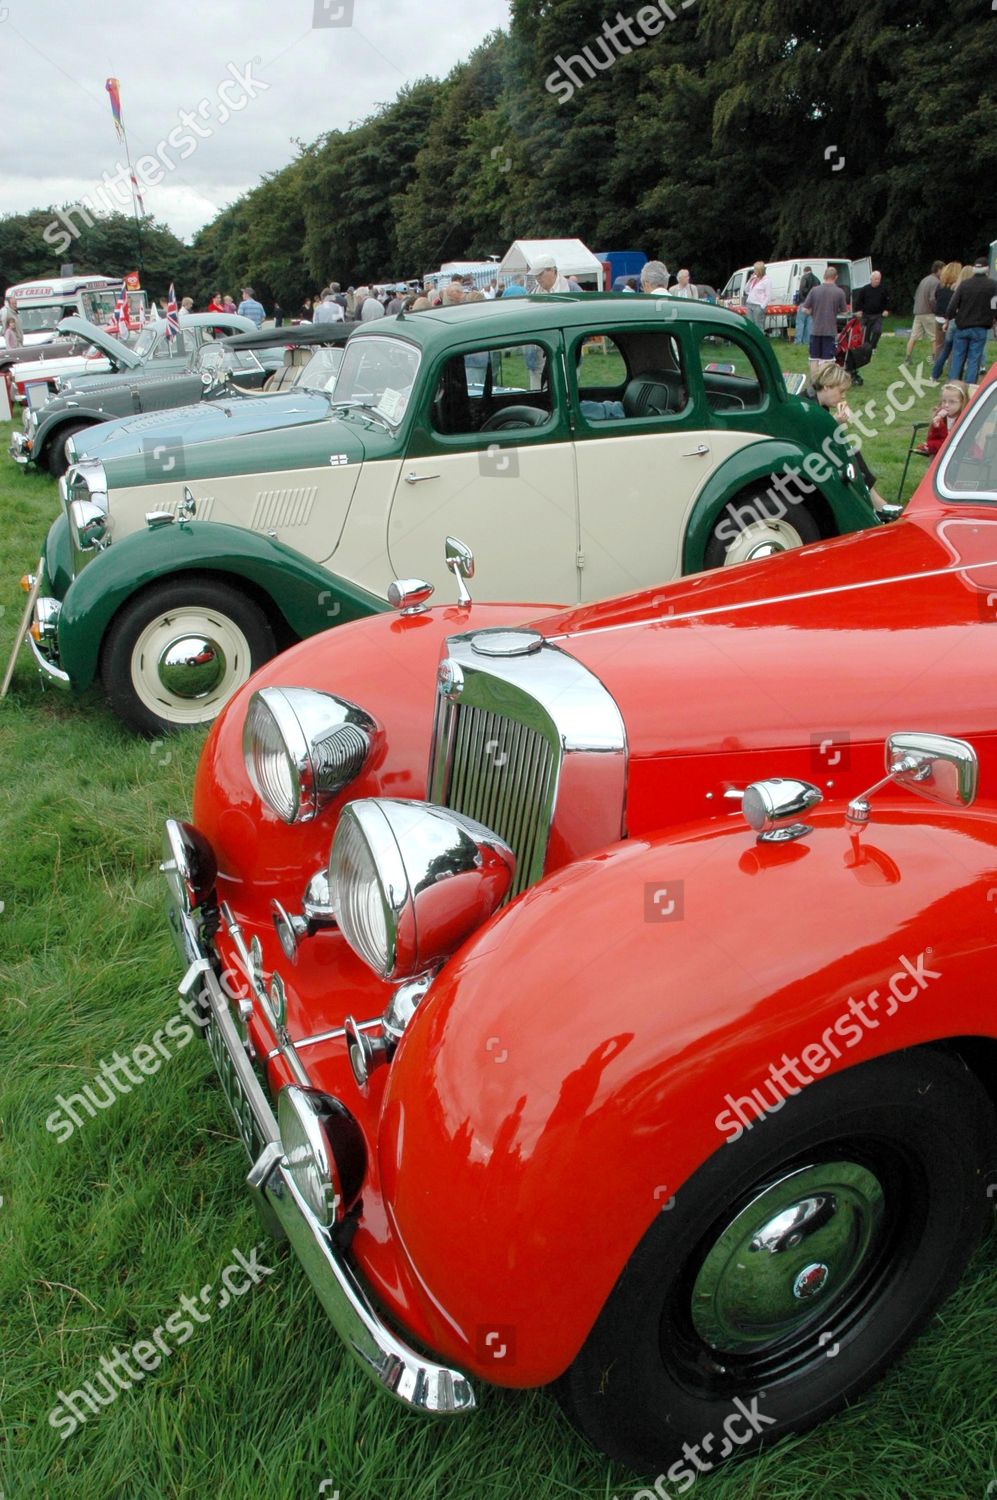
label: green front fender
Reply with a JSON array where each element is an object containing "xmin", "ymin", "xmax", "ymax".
[
  {"xmin": 681, "ymin": 438, "xmax": 879, "ymax": 574},
  {"xmin": 42, "ymin": 511, "xmax": 75, "ymax": 598},
  {"xmin": 56, "ymin": 521, "xmax": 387, "ymax": 690}
]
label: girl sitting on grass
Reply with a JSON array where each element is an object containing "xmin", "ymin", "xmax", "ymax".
[
  {"xmin": 915, "ymin": 381, "xmax": 970, "ymax": 456},
  {"xmin": 805, "ymin": 362, "xmax": 897, "ymax": 516}
]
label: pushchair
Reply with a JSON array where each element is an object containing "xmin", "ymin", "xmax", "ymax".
[{"xmin": 835, "ymin": 315, "xmax": 873, "ymax": 384}]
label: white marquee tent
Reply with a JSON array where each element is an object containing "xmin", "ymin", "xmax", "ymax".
[{"xmin": 499, "ymin": 239, "xmax": 605, "ymax": 289}]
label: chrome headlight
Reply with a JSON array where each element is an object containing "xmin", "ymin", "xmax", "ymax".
[
  {"xmin": 329, "ymin": 799, "xmax": 515, "ymax": 983},
  {"xmin": 278, "ymin": 1085, "xmax": 365, "ymax": 1229},
  {"xmin": 244, "ymin": 687, "xmax": 377, "ymax": 824},
  {"xmin": 64, "ymin": 459, "xmax": 109, "ymax": 556}
]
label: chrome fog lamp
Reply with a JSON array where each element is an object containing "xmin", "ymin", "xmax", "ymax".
[
  {"xmin": 243, "ymin": 687, "xmax": 377, "ymax": 825},
  {"xmin": 329, "ymin": 799, "xmax": 515, "ymax": 983},
  {"xmin": 278, "ymin": 1085, "xmax": 366, "ymax": 1229},
  {"xmin": 161, "ymin": 819, "xmax": 219, "ymax": 914},
  {"xmin": 31, "ymin": 597, "xmax": 61, "ymax": 642}
]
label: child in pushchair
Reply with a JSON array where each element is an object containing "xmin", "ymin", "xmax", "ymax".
[{"xmin": 835, "ymin": 315, "xmax": 873, "ymax": 385}]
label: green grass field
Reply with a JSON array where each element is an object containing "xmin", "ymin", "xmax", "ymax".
[{"xmin": 0, "ymin": 329, "xmax": 994, "ymax": 1500}]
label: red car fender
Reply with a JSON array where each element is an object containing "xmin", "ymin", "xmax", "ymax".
[{"xmin": 376, "ymin": 806, "xmax": 997, "ymax": 1387}]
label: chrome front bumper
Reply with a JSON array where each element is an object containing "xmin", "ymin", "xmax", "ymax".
[
  {"xmin": 163, "ymin": 864, "xmax": 476, "ymax": 1416},
  {"xmin": 26, "ymin": 627, "xmax": 71, "ymax": 689},
  {"xmin": 9, "ymin": 430, "xmax": 31, "ymax": 465}
]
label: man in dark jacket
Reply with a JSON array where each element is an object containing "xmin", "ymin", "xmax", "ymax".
[
  {"xmin": 853, "ymin": 271, "xmax": 891, "ymax": 351},
  {"xmin": 947, "ymin": 258, "xmax": 997, "ymax": 383},
  {"xmin": 794, "ymin": 266, "xmax": 819, "ymax": 346}
]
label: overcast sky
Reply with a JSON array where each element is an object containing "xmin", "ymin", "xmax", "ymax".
[{"xmin": 2, "ymin": 0, "xmax": 511, "ymax": 242}]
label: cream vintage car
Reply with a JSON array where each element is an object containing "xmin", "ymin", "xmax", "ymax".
[{"xmin": 13, "ymin": 296, "xmax": 879, "ymax": 734}]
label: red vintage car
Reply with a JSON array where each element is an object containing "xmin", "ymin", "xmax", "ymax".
[{"xmin": 163, "ymin": 368, "xmax": 997, "ymax": 1478}]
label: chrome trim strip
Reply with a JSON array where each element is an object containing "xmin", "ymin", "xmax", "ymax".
[{"xmin": 163, "ymin": 866, "xmax": 475, "ymax": 1415}]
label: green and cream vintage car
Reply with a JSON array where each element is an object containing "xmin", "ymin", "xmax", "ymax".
[{"xmin": 11, "ymin": 296, "xmax": 880, "ymax": 735}]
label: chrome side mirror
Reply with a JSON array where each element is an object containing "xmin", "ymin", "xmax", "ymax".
[
  {"xmin": 848, "ymin": 732, "xmax": 978, "ymax": 824},
  {"xmin": 177, "ymin": 486, "xmax": 197, "ymax": 523},
  {"xmin": 887, "ymin": 732, "xmax": 977, "ymax": 807},
  {"xmin": 742, "ymin": 778, "xmax": 822, "ymax": 843},
  {"xmin": 446, "ymin": 536, "xmax": 475, "ymax": 605}
]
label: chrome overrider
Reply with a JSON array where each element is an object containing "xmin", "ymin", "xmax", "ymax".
[{"xmin": 161, "ymin": 819, "xmax": 475, "ymax": 1416}]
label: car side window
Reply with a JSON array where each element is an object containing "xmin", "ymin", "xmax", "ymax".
[
  {"xmin": 570, "ymin": 329, "xmax": 689, "ymax": 425},
  {"xmin": 698, "ymin": 332, "xmax": 766, "ymax": 412},
  {"xmin": 940, "ymin": 396, "xmax": 997, "ymax": 500},
  {"xmin": 430, "ymin": 343, "xmax": 555, "ymax": 437}
]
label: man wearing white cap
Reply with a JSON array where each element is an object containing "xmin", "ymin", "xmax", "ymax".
[{"xmin": 531, "ymin": 254, "xmax": 571, "ymax": 294}]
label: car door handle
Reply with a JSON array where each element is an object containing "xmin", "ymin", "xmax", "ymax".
[
  {"xmin": 404, "ymin": 472, "xmax": 440, "ymax": 484},
  {"xmin": 684, "ymin": 443, "xmax": 710, "ymax": 457}
]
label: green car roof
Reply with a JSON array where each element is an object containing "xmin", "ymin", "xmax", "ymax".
[{"xmin": 349, "ymin": 293, "xmax": 761, "ymax": 354}]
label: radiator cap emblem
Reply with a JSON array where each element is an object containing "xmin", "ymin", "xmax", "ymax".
[{"xmin": 470, "ymin": 629, "xmax": 544, "ymax": 658}]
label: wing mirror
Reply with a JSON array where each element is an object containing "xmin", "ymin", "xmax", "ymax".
[
  {"xmin": 177, "ymin": 487, "xmax": 197, "ymax": 524},
  {"xmin": 848, "ymin": 732, "xmax": 978, "ymax": 824},
  {"xmin": 446, "ymin": 536, "xmax": 475, "ymax": 605}
]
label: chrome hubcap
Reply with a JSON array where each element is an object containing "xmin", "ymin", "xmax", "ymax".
[
  {"xmin": 691, "ymin": 1161, "xmax": 885, "ymax": 1352},
  {"xmin": 723, "ymin": 518, "xmax": 804, "ymax": 568},
  {"xmin": 157, "ymin": 634, "xmax": 227, "ymax": 698}
]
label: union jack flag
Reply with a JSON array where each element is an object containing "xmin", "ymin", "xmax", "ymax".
[
  {"xmin": 166, "ymin": 283, "xmax": 180, "ymax": 340},
  {"xmin": 113, "ymin": 286, "xmax": 130, "ymax": 335}
]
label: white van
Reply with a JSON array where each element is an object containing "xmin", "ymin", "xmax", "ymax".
[
  {"xmin": 4, "ymin": 274, "xmax": 124, "ymax": 345},
  {"xmin": 719, "ymin": 257, "xmax": 873, "ymax": 335}
]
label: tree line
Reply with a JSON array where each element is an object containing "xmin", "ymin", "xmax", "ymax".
[{"xmin": 2, "ymin": 0, "xmax": 993, "ymax": 312}]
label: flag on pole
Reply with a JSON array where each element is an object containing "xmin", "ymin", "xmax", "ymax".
[
  {"xmin": 106, "ymin": 78, "xmax": 125, "ymax": 142},
  {"xmin": 113, "ymin": 285, "xmax": 131, "ymax": 336},
  {"xmin": 166, "ymin": 284, "xmax": 180, "ymax": 340}
]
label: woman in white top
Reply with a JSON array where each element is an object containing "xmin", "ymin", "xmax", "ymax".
[{"xmin": 744, "ymin": 261, "xmax": 771, "ymax": 329}]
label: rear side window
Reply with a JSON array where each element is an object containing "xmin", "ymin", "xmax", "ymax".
[
  {"xmin": 697, "ymin": 331, "xmax": 766, "ymax": 412},
  {"xmin": 570, "ymin": 328, "xmax": 688, "ymax": 425}
]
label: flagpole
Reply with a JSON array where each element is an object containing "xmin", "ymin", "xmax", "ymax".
[
  {"xmin": 120, "ymin": 127, "xmax": 145, "ymax": 279},
  {"xmin": 106, "ymin": 79, "xmax": 145, "ymax": 280}
]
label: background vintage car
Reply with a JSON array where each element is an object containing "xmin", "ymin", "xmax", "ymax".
[
  {"xmin": 18, "ymin": 296, "xmax": 879, "ymax": 734},
  {"xmin": 162, "ymin": 365, "xmax": 997, "ymax": 1477},
  {"xmin": 6, "ymin": 311, "xmax": 255, "ymax": 411},
  {"xmin": 11, "ymin": 321, "xmax": 352, "ymax": 478}
]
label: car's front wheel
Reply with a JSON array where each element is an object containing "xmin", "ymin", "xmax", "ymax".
[
  {"xmin": 703, "ymin": 491, "xmax": 820, "ymax": 570},
  {"xmin": 100, "ymin": 578, "xmax": 276, "ymax": 735},
  {"xmin": 47, "ymin": 422, "xmax": 94, "ymax": 478},
  {"xmin": 556, "ymin": 1048, "xmax": 995, "ymax": 1478}
]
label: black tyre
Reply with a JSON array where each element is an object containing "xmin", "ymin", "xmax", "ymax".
[
  {"xmin": 47, "ymin": 422, "xmax": 94, "ymax": 478},
  {"xmin": 703, "ymin": 489, "xmax": 820, "ymax": 570},
  {"xmin": 100, "ymin": 578, "xmax": 276, "ymax": 736},
  {"xmin": 556, "ymin": 1048, "xmax": 995, "ymax": 1477}
]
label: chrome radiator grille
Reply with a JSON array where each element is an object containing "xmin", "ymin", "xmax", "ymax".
[
  {"xmin": 436, "ymin": 699, "xmax": 556, "ymax": 898},
  {"xmin": 429, "ymin": 629, "xmax": 627, "ymax": 902}
]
